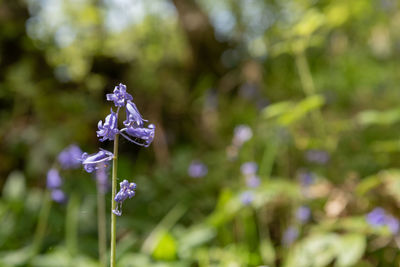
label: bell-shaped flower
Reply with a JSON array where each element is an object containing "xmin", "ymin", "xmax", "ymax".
[
  {"xmin": 47, "ymin": 168, "xmax": 63, "ymax": 189},
  {"xmin": 113, "ymin": 179, "xmax": 136, "ymax": 216},
  {"xmin": 106, "ymin": 83, "xmax": 133, "ymax": 107},
  {"xmin": 81, "ymin": 149, "xmax": 114, "ymax": 173},
  {"xmin": 120, "ymin": 124, "xmax": 155, "ymax": 147},
  {"xmin": 123, "ymin": 100, "xmax": 145, "ymax": 127},
  {"xmin": 51, "ymin": 189, "xmax": 67, "ymax": 203},
  {"xmin": 57, "ymin": 144, "xmax": 83, "ymax": 169},
  {"xmin": 97, "ymin": 109, "xmax": 119, "ymax": 142}
]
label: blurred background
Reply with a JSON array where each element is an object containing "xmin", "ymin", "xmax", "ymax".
[{"xmin": 1, "ymin": 0, "xmax": 400, "ymax": 266}]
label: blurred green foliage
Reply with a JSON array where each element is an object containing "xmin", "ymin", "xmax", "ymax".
[{"xmin": 1, "ymin": 0, "xmax": 400, "ymax": 266}]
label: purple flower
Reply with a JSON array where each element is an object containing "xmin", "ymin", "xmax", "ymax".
[
  {"xmin": 47, "ymin": 168, "xmax": 63, "ymax": 189},
  {"xmin": 113, "ymin": 179, "xmax": 136, "ymax": 216},
  {"xmin": 81, "ymin": 149, "xmax": 114, "ymax": 173},
  {"xmin": 51, "ymin": 189, "xmax": 67, "ymax": 203},
  {"xmin": 97, "ymin": 109, "xmax": 119, "ymax": 142},
  {"xmin": 305, "ymin": 150, "xmax": 330, "ymax": 164},
  {"xmin": 232, "ymin": 125, "xmax": 253, "ymax": 147},
  {"xmin": 241, "ymin": 191, "xmax": 254, "ymax": 205},
  {"xmin": 386, "ymin": 215, "xmax": 399, "ymax": 234},
  {"xmin": 120, "ymin": 124, "xmax": 155, "ymax": 147},
  {"xmin": 96, "ymin": 165, "xmax": 109, "ymax": 194},
  {"xmin": 57, "ymin": 144, "xmax": 83, "ymax": 169},
  {"xmin": 299, "ymin": 171, "xmax": 314, "ymax": 187},
  {"xmin": 241, "ymin": 162, "xmax": 258, "ymax": 176},
  {"xmin": 296, "ymin": 206, "xmax": 311, "ymax": 224},
  {"xmin": 282, "ymin": 226, "xmax": 299, "ymax": 246},
  {"xmin": 123, "ymin": 100, "xmax": 145, "ymax": 127},
  {"xmin": 246, "ymin": 175, "xmax": 260, "ymax": 188},
  {"xmin": 106, "ymin": 83, "xmax": 133, "ymax": 107},
  {"xmin": 366, "ymin": 207, "xmax": 399, "ymax": 234},
  {"xmin": 366, "ymin": 207, "xmax": 387, "ymax": 226},
  {"xmin": 188, "ymin": 160, "xmax": 208, "ymax": 178}
]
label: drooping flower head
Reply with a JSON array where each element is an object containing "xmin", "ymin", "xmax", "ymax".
[
  {"xmin": 120, "ymin": 124, "xmax": 155, "ymax": 147},
  {"xmin": 124, "ymin": 100, "xmax": 145, "ymax": 127},
  {"xmin": 241, "ymin": 191, "xmax": 254, "ymax": 205},
  {"xmin": 97, "ymin": 109, "xmax": 119, "ymax": 142},
  {"xmin": 51, "ymin": 189, "xmax": 67, "ymax": 203},
  {"xmin": 57, "ymin": 144, "xmax": 83, "ymax": 169},
  {"xmin": 81, "ymin": 149, "xmax": 114, "ymax": 173},
  {"xmin": 296, "ymin": 206, "xmax": 311, "ymax": 224},
  {"xmin": 113, "ymin": 180, "xmax": 137, "ymax": 216},
  {"xmin": 241, "ymin": 162, "xmax": 258, "ymax": 176},
  {"xmin": 188, "ymin": 160, "xmax": 208, "ymax": 178},
  {"xmin": 47, "ymin": 168, "xmax": 63, "ymax": 189},
  {"xmin": 246, "ymin": 175, "xmax": 260, "ymax": 188},
  {"xmin": 233, "ymin": 125, "xmax": 253, "ymax": 147},
  {"xmin": 282, "ymin": 226, "xmax": 299, "ymax": 247},
  {"xmin": 106, "ymin": 83, "xmax": 133, "ymax": 107},
  {"xmin": 305, "ymin": 150, "xmax": 330, "ymax": 165},
  {"xmin": 366, "ymin": 207, "xmax": 400, "ymax": 234}
]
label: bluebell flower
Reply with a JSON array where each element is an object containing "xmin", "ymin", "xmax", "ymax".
[
  {"xmin": 241, "ymin": 162, "xmax": 258, "ymax": 176},
  {"xmin": 106, "ymin": 83, "xmax": 133, "ymax": 107},
  {"xmin": 305, "ymin": 150, "xmax": 330, "ymax": 164},
  {"xmin": 296, "ymin": 206, "xmax": 311, "ymax": 224},
  {"xmin": 113, "ymin": 179, "xmax": 136, "ymax": 216},
  {"xmin": 241, "ymin": 191, "xmax": 254, "ymax": 205},
  {"xmin": 282, "ymin": 226, "xmax": 299, "ymax": 246},
  {"xmin": 366, "ymin": 207, "xmax": 387, "ymax": 226},
  {"xmin": 81, "ymin": 149, "xmax": 114, "ymax": 173},
  {"xmin": 188, "ymin": 160, "xmax": 208, "ymax": 178},
  {"xmin": 120, "ymin": 124, "xmax": 155, "ymax": 147},
  {"xmin": 366, "ymin": 207, "xmax": 400, "ymax": 234},
  {"xmin": 97, "ymin": 109, "xmax": 119, "ymax": 142},
  {"xmin": 232, "ymin": 125, "xmax": 253, "ymax": 147},
  {"xmin": 47, "ymin": 168, "xmax": 63, "ymax": 189},
  {"xmin": 51, "ymin": 189, "xmax": 67, "ymax": 203},
  {"xmin": 246, "ymin": 175, "xmax": 260, "ymax": 188},
  {"xmin": 123, "ymin": 100, "xmax": 145, "ymax": 127},
  {"xmin": 299, "ymin": 171, "xmax": 315, "ymax": 187},
  {"xmin": 57, "ymin": 144, "xmax": 83, "ymax": 169}
]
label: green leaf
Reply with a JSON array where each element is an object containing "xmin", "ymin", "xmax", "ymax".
[
  {"xmin": 3, "ymin": 171, "xmax": 26, "ymax": 203},
  {"xmin": 152, "ymin": 231, "xmax": 177, "ymax": 261},
  {"xmin": 335, "ymin": 234, "xmax": 366, "ymax": 267}
]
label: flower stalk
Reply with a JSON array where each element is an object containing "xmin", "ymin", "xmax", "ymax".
[{"xmin": 110, "ymin": 134, "xmax": 119, "ymax": 267}]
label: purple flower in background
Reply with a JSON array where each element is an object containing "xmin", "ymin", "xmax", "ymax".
[
  {"xmin": 232, "ymin": 125, "xmax": 253, "ymax": 147},
  {"xmin": 305, "ymin": 150, "xmax": 330, "ymax": 164},
  {"xmin": 57, "ymin": 144, "xmax": 83, "ymax": 169},
  {"xmin": 386, "ymin": 215, "xmax": 400, "ymax": 234},
  {"xmin": 296, "ymin": 206, "xmax": 311, "ymax": 224},
  {"xmin": 299, "ymin": 171, "xmax": 315, "ymax": 187},
  {"xmin": 96, "ymin": 165, "xmax": 109, "ymax": 194},
  {"xmin": 188, "ymin": 160, "xmax": 208, "ymax": 178},
  {"xmin": 97, "ymin": 109, "xmax": 119, "ymax": 142},
  {"xmin": 241, "ymin": 162, "xmax": 258, "ymax": 176},
  {"xmin": 113, "ymin": 179, "xmax": 136, "ymax": 216},
  {"xmin": 51, "ymin": 189, "xmax": 67, "ymax": 203},
  {"xmin": 366, "ymin": 207, "xmax": 400, "ymax": 234},
  {"xmin": 46, "ymin": 168, "xmax": 63, "ymax": 189},
  {"xmin": 282, "ymin": 226, "xmax": 299, "ymax": 246},
  {"xmin": 241, "ymin": 191, "xmax": 254, "ymax": 205},
  {"xmin": 246, "ymin": 175, "xmax": 260, "ymax": 188},
  {"xmin": 106, "ymin": 83, "xmax": 133, "ymax": 107},
  {"xmin": 366, "ymin": 207, "xmax": 387, "ymax": 226},
  {"xmin": 123, "ymin": 100, "xmax": 145, "ymax": 127},
  {"xmin": 81, "ymin": 149, "xmax": 114, "ymax": 173}
]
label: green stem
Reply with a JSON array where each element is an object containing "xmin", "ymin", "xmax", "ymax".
[
  {"xmin": 295, "ymin": 50, "xmax": 326, "ymax": 138},
  {"xmin": 110, "ymin": 134, "xmax": 119, "ymax": 267},
  {"xmin": 66, "ymin": 193, "xmax": 79, "ymax": 256},
  {"xmin": 97, "ymin": 182, "xmax": 106, "ymax": 267},
  {"xmin": 31, "ymin": 191, "xmax": 52, "ymax": 255}
]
